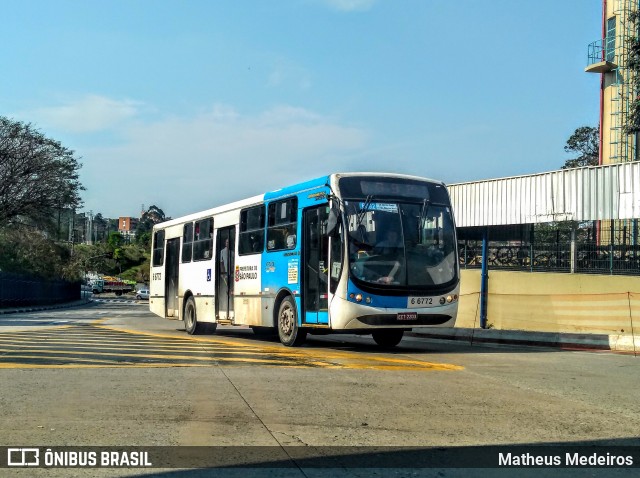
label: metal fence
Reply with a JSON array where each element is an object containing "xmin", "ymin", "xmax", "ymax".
[
  {"xmin": 0, "ymin": 272, "xmax": 81, "ymax": 308},
  {"xmin": 458, "ymin": 223, "xmax": 640, "ymax": 275},
  {"xmin": 459, "ymin": 241, "xmax": 640, "ymax": 274}
]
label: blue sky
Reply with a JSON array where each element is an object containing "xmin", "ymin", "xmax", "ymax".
[{"xmin": 2, "ymin": 0, "xmax": 601, "ymax": 218}]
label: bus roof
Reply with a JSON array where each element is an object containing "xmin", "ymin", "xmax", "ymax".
[{"xmin": 154, "ymin": 172, "xmax": 445, "ymax": 229}]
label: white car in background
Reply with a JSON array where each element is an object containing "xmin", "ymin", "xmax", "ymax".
[{"xmin": 135, "ymin": 289, "xmax": 150, "ymax": 300}]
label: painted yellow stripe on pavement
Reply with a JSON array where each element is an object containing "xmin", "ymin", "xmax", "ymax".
[
  {"xmin": 0, "ymin": 348, "xmax": 294, "ymax": 364},
  {"xmin": 0, "ymin": 322, "xmax": 464, "ymax": 372},
  {"xmin": 0, "ymin": 346, "xmax": 272, "ymax": 357},
  {"xmin": 98, "ymin": 324, "xmax": 464, "ymax": 371},
  {"xmin": 0, "ymin": 363, "xmax": 217, "ymax": 369},
  {"xmin": 0, "ymin": 354, "xmax": 124, "ymax": 365}
]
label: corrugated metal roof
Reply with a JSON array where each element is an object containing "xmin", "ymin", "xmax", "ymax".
[{"xmin": 448, "ymin": 162, "xmax": 640, "ymax": 227}]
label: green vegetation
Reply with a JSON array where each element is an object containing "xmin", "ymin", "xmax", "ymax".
[
  {"xmin": 625, "ymin": 10, "xmax": 640, "ymax": 135},
  {"xmin": 562, "ymin": 126, "xmax": 599, "ymax": 169},
  {"xmin": 0, "ymin": 116, "xmax": 162, "ymax": 283}
]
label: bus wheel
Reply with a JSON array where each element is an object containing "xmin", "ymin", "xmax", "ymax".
[
  {"xmin": 277, "ymin": 296, "xmax": 307, "ymax": 347},
  {"xmin": 184, "ymin": 296, "xmax": 216, "ymax": 335},
  {"xmin": 372, "ymin": 329, "xmax": 404, "ymax": 347},
  {"xmin": 184, "ymin": 297, "xmax": 198, "ymax": 334}
]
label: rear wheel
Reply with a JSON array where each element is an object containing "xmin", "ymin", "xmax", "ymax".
[
  {"xmin": 372, "ymin": 329, "xmax": 404, "ymax": 347},
  {"xmin": 184, "ymin": 296, "xmax": 217, "ymax": 335},
  {"xmin": 277, "ymin": 296, "xmax": 306, "ymax": 346}
]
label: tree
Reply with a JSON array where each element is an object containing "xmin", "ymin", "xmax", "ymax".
[
  {"xmin": 136, "ymin": 204, "xmax": 169, "ymax": 248},
  {"xmin": 0, "ymin": 225, "xmax": 69, "ymax": 279},
  {"xmin": 0, "ymin": 116, "xmax": 84, "ymax": 225},
  {"xmin": 145, "ymin": 205, "xmax": 167, "ymax": 223},
  {"xmin": 93, "ymin": 213, "xmax": 108, "ymax": 242},
  {"xmin": 625, "ymin": 10, "xmax": 640, "ymax": 135},
  {"xmin": 562, "ymin": 126, "xmax": 599, "ymax": 169}
]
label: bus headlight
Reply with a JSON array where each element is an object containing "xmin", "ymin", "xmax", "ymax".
[{"xmin": 355, "ymin": 294, "xmax": 363, "ymax": 302}]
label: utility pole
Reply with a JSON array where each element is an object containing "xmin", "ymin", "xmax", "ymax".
[{"xmin": 86, "ymin": 211, "xmax": 93, "ymax": 245}]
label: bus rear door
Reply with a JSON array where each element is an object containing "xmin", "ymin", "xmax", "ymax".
[
  {"xmin": 216, "ymin": 227, "xmax": 236, "ymax": 322},
  {"xmin": 165, "ymin": 238, "xmax": 180, "ymax": 318}
]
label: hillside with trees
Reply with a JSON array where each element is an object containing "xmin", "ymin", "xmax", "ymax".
[{"xmin": 0, "ymin": 116, "xmax": 165, "ymax": 284}]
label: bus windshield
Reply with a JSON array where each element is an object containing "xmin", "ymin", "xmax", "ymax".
[{"xmin": 345, "ymin": 200, "xmax": 457, "ymax": 289}]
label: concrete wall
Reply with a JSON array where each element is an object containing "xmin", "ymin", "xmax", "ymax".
[{"xmin": 457, "ymin": 269, "xmax": 640, "ymax": 336}]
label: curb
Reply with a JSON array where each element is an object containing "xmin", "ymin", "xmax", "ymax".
[
  {"xmin": 408, "ymin": 327, "xmax": 639, "ymax": 353},
  {"xmin": 0, "ymin": 299, "xmax": 92, "ymax": 315}
]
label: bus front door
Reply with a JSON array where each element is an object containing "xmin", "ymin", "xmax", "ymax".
[
  {"xmin": 303, "ymin": 206, "xmax": 329, "ymax": 325},
  {"xmin": 165, "ymin": 238, "xmax": 180, "ymax": 318},
  {"xmin": 216, "ymin": 227, "xmax": 236, "ymax": 322}
]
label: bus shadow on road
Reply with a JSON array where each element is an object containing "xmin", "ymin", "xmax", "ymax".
[
  {"xmin": 115, "ymin": 436, "xmax": 640, "ymax": 476},
  {"xmin": 211, "ymin": 327, "xmax": 569, "ymax": 355}
]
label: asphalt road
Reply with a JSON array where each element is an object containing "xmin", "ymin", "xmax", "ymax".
[{"xmin": 0, "ymin": 301, "xmax": 638, "ymax": 477}]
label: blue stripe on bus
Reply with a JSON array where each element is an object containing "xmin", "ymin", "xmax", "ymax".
[
  {"xmin": 347, "ymin": 280, "xmax": 408, "ymax": 308},
  {"xmin": 264, "ymin": 175, "xmax": 330, "ymax": 201}
]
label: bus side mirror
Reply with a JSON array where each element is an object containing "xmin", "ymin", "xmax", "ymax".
[{"xmin": 326, "ymin": 207, "xmax": 341, "ymax": 237}]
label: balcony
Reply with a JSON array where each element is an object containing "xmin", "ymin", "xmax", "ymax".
[{"xmin": 585, "ymin": 38, "xmax": 617, "ymax": 73}]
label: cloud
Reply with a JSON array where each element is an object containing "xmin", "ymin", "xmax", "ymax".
[
  {"xmin": 318, "ymin": 0, "xmax": 376, "ymax": 12},
  {"xmin": 23, "ymin": 95, "xmax": 142, "ymax": 133},
  {"xmin": 267, "ymin": 62, "xmax": 312, "ymax": 91},
  {"xmin": 79, "ymin": 103, "xmax": 370, "ymax": 217}
]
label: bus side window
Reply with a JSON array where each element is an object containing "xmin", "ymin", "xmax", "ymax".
[
  {"xmin": 152, "ymin": 230, "xmax": 165, "ymax": 266},
  {"xmin": 182, "ymin": 222, "xmax": 194, "ymax": 263},
  {"xmin": 239, "ymin": 205, "xmax": 266, "ymax": 255},
  {"xmin": 267, "ymin": 197, "xmax": 297, "ymax": 251},
  {"xmin": 193, "ymin": 217, "xmax": 214, "ymax": 261}
]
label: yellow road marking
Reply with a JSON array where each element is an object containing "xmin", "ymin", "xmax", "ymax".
[
  {"xmin": 0, "ymin": 322, "xmax": 464, "ymax": 372},
  {"xmin": 97, "ymin": 324, "xmax": 464, "ymax": 371}
]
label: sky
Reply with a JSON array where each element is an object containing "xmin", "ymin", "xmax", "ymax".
[{"xmin": 2, "ymin": 0, "xmax": 602, "ymax": 219}]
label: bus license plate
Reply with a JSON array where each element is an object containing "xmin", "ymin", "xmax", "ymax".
[
  {"xmin": 397, "ymin": 312, "xmax": 417, "ymax": 321},
  {"xmin": 408, "ymin": 297, "xmax": 435, "ymax": 308}
]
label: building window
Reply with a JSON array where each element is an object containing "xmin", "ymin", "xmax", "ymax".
[
  {"xmin": 267, "ymin": 198, "xmax": 298, "ymax": 251},
  {"xmin": 193, "ymin": 218, "xmax": 214, "ymax": 261},
  {"xmin": 182, "ymin": 222, "xmax": 194, "ymax": 263},
  {"xmin": 239, "ymin": 205, "xmax": 266, "ymax": 255},
  {"xmin": 606, "ymin": 16, "xmax": 616, "ymax": 62}
]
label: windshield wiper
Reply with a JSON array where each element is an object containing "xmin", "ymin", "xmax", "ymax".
[
  {"xmin": 419, "ymin": 198, "xmax": 431, "ymax": 229},
  {"xmin": 357, "ymin": 195, "xmax": 373, "ymax": 225},
  {"xmin": 356, "ymin": 195, "xmax": 373, "ymax": 242}
]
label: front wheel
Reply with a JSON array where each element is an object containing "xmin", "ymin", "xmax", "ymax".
[
  {"xmin": 277, "ymin": 296, "xmax": 306, "ymax": 347},
  {"xmin": 372, "ymin": 329, "xmax": 404, "ymax": 347}
]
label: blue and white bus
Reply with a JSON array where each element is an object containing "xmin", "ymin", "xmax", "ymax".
[{"xmin": 149, "ymin": 173, "xmax": 459, "ymax": 347}]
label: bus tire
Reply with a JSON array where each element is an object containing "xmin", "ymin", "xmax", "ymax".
[
  {"xmin": 184, "ymin": 296, "xmax": 217, "ymax": 335},
  {"xmin": 372, "ymin": 329, "xmax": 404, "ymax": 347},
  {"xmin": 277, "ymin": 296, "xmax": 307, "ymax": 347},
  {"xmin": 184, "ymin": 296, "xmax": 199, "ymax": 335}
]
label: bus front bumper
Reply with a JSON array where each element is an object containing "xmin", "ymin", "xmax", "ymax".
[{"xmin": 329, "ymin": 295, "xmax": 458, "ymax": 330}]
